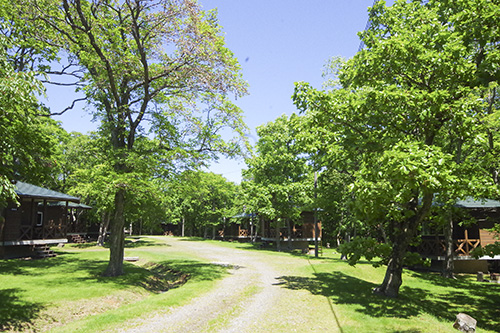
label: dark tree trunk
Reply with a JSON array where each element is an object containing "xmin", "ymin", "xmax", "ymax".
[
  {"xmin": 374, "ymin": 193, "xmax": 434, "ymax": 298},
  {"xmin": 97, "ymin": 212, "xmax": 110, "ymax": 247},
  {"xmin": 276, "ymin": 219, "xmax": 281, "ymax": 252},
  {"xmin": 442, "ymin": 215, "xmax": 455, "ymax": 278},
  {"xmin": 103, "ymin": 188, "xmax": 126, "ymax": 277},
  {"xmin": 373, "ymin": 240, "xmax": 406, "ymax": 298},
  {"xmin": 286, "ymin": 218, "xmax": 292, "ymax": 250}
]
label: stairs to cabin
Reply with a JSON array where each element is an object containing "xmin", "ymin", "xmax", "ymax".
[
  {"xmin": 32, "ymin": 245, "xmax": 56, "ymax": 259},
  {"xmin": 69, "ymin": 234, "xmax": 86, "ymax": 244}
]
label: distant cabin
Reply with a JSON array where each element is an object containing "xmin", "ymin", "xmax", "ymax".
[
  {"xmin": 0, "ymin": 181, "xmax": 90, "ymax": 259},
  {"xmin": 215, "ymin": 211, "xmax": 321, "ymax": 252}
]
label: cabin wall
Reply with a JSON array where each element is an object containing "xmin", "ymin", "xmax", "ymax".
[
  {"xmin": 2, "ymin": 203, "xmax": 23, "ymax": 241},
  {"xmin": 470, "ymin": 210, "xmax": 499, "ymax": 246},
  {"xmin": 478, "ymin": 220, "xmax": 498, "ymax": 247},
  {"xmin": 1, "ymin": 199, "xmax": 71, "ymax": 243},
  {"xmin": 259, "ymin": 212, "xmax": 322, "ymax": 239},
  {"xmin": 453, "ymin": 260, "xmax": 489, "ymax": 274}
]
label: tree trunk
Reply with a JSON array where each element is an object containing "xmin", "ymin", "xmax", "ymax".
[
  {"xmin": 374, "ymin": 193, "xmax": 434, "ymax": 297},
  {"xmin": 97, "ymin": 212, "xmax": 110, "ymax": 247},
  {"xmin": 286, "ymin": 218, "xmax": 292, "ymax": 250},
  {"xmin": 442, "ymin": 214, "xmax": 455, "ymax": 278},
  {"xmin": 103, "ymin": 188, "xmax": 126, "ymax": 277},
  {"xmin": 181, "ymin": 217, "xmax": 185, "ymax": 237},
  {"xmin": 276, "ymin": 219, "xmax": 281, "ymax": 252},
  {"xmin": 373, "ymin": 240, "xmax": 406, "ymax": 298}
]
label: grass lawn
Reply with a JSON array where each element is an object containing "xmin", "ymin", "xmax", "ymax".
[
  {"xmin": 301, "ymin": 253, "xmax": 500, "ymax": 332},
  {"xmin": 1, "ymin": 237, "xmax": 499, "ymax": 332},
  {"xmin": 0, "ymin": 237, "xmax": 229, "ymax": 332}
]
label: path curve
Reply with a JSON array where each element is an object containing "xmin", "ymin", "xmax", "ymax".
[{"xmin": 119, "ymin": 238, "xmax": 340, "ymax": 333}]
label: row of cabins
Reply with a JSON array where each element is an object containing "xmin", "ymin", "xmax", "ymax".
[
  {"xmin": 216, "ymin": 211, "xmax": 322, "ymax": 251},
  {"xmin": 1, "ymin": 181, "xmax": 499, "ymax": 273},
  {"xmin": 162, "ymin": 211, "xmax": 322, "ymax": 252}
]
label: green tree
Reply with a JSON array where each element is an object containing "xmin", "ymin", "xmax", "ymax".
[
  {"xmin": 30, "ymin": 0, "xmax": 248, "ymax": 276},
  {"xmin": 167, "ymin": 170, "xmax": 238, "ymax": 237},
  {"xmin": 244, "ymin": 114, "xmax": 313, "ymax": 251},
  {"xmin": 294, "ymin": 0, "xmax": 499, "ymax": 297},
  {"xmin": 0, "ymin": 28, "xmax": 60, "ymax": 207}
]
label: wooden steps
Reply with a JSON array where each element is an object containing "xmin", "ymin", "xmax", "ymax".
[
  {"xmin": 32, "ymin": 245, "xmax": 56, "ymax": 259},
  {"xmin": 69, "ymin": 234, "xmax": 86, "ymax": 244}
]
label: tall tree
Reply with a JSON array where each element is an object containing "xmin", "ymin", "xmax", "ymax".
[
  {"xmin": 29, "ymin": 0, "xmax": 248, "ymax": 276},
  {"xmin": 167, "ymin": 170, "xmax": 238, "ymax": 237},
  {"xmin": 0, "ymin": 0, "xmax": 63, "ymax": 208},
  {"xmin": 244, "ymin": 114, "xmax": 313, "ymax": 250},
  {"xmin": 294, "ymin": 0, "xmax": 499, "ymax": 297}
]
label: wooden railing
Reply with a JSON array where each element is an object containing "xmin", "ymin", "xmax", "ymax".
[
  {"xmin": 416, "ymin": 238, "xmax": 446, "ymax": 256},
  {"xmin": 455, "ymin": 230, "xmax": 480, "ymax": 256},
  {"xmin": 19, "ymin": 222, "xmax": 66, "ymax": 241},
  {"xmin": 414, "ymin": 231, "xmax": 480, "ymax": 257}
]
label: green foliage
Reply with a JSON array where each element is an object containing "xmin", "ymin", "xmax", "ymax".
[
  {"xmin": 293, "ymin": 0, "xmax": 500, "ymax": 296},
  {"xmin": 167, "ymin": 170, "xmax": 239, "ymax": 236},
  {"xmin": 0, "ymin": 21, "xmax": 65, "ymax": 206},
  {"xmin": 20, "ymin": 0, "xmax": 249, "ymax": 275},
  {"xmin": 243, "ymin": 114, "xmax": 313, "ymax": 223}
]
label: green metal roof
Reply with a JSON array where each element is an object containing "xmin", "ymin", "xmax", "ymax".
[
  {"xmin": 455, "ymin": 197, "xmax": 500, "ymax": 208},
  {"xmin": 15, "ymin": 181, "xmax": 81, "ymax": 203}
]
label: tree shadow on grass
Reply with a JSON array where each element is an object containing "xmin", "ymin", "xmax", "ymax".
[
  {"xmin": 0, "ymin": 288, "xmax": 44, "ymax": 331},
  {"xmin": 178, "ymin": 237, "xmax": 209, "ymax": 242},
  {"xmin": 124, "ymin": 238, "xmax": 170, "ymax": 248},
  {"xmin": 0, "ymin": 255, "xmax": 229, "ymax": 329},
  {"xmin": 276, "ymin": 271, "xmax": 500, "ymax": 331}
]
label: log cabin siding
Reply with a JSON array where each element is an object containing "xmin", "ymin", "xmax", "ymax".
[{"xmin": 479, "ymin": 229, "xmax": 498, "ymax": 246}]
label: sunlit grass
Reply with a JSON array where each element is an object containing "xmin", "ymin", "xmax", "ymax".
[
  {"xmin": 1, "ymin": 236, "xmax": 499, "ymax": 332},
  {"xmin": 0, "ymin": 237, "xmax": 229, "ymax": 332}
]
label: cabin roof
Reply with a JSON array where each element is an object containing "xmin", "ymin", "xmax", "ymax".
[
  {"xmin": 47, "ymin": 201, "xmax": 92, "ymax": 209},
  {"xmin": 14, "ymin": 181, "xmax": 81, "ymax": 203},
  {"xmin": 455, "ymin": 197, "xmax": 500, "ymax": 208}
]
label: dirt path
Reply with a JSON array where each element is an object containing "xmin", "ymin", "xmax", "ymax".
[{"xmin": 119, "ymin": 238, "xmax": 341, "ymax": 332}]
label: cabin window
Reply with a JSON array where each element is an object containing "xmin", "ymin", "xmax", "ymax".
[{"xmin": 36, "ymin": 212, "xmax": 43, "ymax": 226}]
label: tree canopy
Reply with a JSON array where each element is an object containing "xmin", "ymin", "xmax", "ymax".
[
  {"xmin": 11, "ymin": 0, "xmax": 250, "ymax": 276},
  {"xmin": 293, "ymin": 0, "xmax": 500, "ymax": 297}
]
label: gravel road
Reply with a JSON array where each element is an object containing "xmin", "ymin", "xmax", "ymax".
[{"xmin": 119, "ymin": 238, "xmax": 341, "ymax": 333}]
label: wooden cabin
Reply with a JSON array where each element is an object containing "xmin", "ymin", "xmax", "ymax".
[
  {"xmin": 213, "ymin": 211, "xmax": 322, "ymax": 250},
  {"xmin": 216, "ymin": 213, "xmax": 256, "ymax": 240},
  {"xmin": 260, "ymin": 211, "xmax": 322, "ymax": 250},
  {"xmin": 413, "ymin": 198, "xmax": 500, "ymax": 273},
  {"xmin": 0, "ymin": 181, "xmax": 89, "ymax": 258}
]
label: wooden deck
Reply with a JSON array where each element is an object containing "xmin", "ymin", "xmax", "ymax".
[{"xmin": 0, "ymin": 238, "xmax": 68, "ymax": 246}]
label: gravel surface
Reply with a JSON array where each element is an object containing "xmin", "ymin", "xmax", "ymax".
[{"xmin": 118, "ymin": 238, "xmax": 340, "ymax": 333}]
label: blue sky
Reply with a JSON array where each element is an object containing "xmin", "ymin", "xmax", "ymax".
[{"xmin": 50, "ymin": 1, "xmax": 375, "ymax": 183}]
